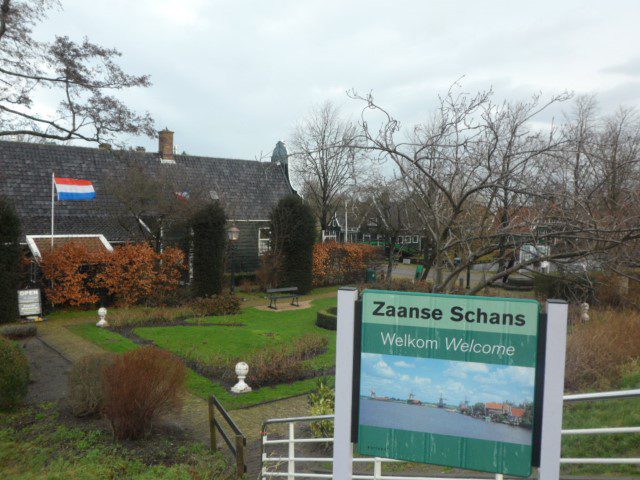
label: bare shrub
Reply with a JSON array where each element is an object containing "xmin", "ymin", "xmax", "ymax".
[
  {"xmin": 256, "ymin": 252, "xmax": 282, "ymax": 291},
  {"xmin": 102, "ymin": 347, "xmax": 186, "ymax": 440},
  {"xmin": 565, "ymin": 308, "xmax": 640, "ymax": 391},
  {"xmin": 360, "ymin": 278, "xmax": 434, "ymax": 293},
  {"xmin": 194, "ymin": 334, "xmax": 329, "ymax": 389},
  {"xmin": 68, "ymin": 353, "xmax": 115, "ymax": 417},
  {"xmin": 190, "ymin": 294, "xmax": 240, "ymax": 316},
  {"xmin": 108, "ymin": 307, "xmax": 194, "ymax": 328}
]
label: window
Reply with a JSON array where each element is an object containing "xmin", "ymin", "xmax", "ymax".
[
  {"xmin": 398, "ymin": 236, "xmax": 403, "ymax": 244},
  {"xmin": 258, "ymin": 228, "xmax": 270, "ymax": 255},
  {"xmin": 413, "ymin": 235, "xmax": 419, "ymax": 243},
  {"xmin": 404, "ymin": 236, "xmax": 411, "ymax": 244},
  {"xmin": 362, "ymin": 234, "xmax": 371, "ymax": 242}
]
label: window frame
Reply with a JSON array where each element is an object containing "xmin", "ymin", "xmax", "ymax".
[{"xmin": 258, "ymin": 227, "xmax": 270, "ymax": 256}]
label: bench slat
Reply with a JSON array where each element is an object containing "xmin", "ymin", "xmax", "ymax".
[{"xmin": 267, "ymin": 287, "xmax": 298, "ymax": 293}]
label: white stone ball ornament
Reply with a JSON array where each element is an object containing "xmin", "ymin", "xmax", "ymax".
[
  {"xmin": 96, "ymin": 307, "xmax": 109, "ymax": 328},
  {"xmin": 580, "ymin": 302, "xmax": 590, "ymax": 323},
  {"xmin": 231, "ymin": 361, "xmax": 252, "ymax": 394}
]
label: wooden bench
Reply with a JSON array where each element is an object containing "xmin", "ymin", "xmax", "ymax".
[{"xmin": 266, "ymin": 287, "xmax": 299, "ymax": 310}]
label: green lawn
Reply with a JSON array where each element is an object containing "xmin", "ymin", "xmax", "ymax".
[
  {"xmin": 0, "ymin": 404, "xmax": 234, "ymax": 479},
  {"xmin": 139, "ymin": 296, "xmax": 336, "ymax": 370},
  {"xmin": 69, "ymin": 296, "xmax": 337, "ymax": 410}
]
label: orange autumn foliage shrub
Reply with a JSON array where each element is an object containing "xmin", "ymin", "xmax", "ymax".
[
  {"xmin": 40, "ymin": 242, "xmax": 107, "ymax": 307},
  {"xmin": 40, "ymin": 242, "xmax": 187, "ymax": 308},
  {"xmin": 312, "ymin": 242, "xmax": 381, "ymax": 286},
  {"xmin": 96, "ymin": 243, "xmax": 187, "ymax": 307}
]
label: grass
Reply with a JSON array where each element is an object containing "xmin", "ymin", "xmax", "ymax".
[
  {"xmin": 0, "ymin": 404, "xmax": 235, "ymax": 480},
  {"xmin": 69, "ymin": 323, "xmax": 138, "ymax": 353},
  {"xmin": 140, "ymin": 296, "xmax": 336, "ymax": 370},
  {"xmin": 68, "ymin": 296, "xmax": 337, "ymax": 410},
  {"xmin": 560, "ymin": 366, "xmax": 640, "ymax": 477}
]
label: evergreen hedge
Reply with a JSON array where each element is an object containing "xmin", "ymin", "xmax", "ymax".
[
  {"xmin": 0, "ymin": 198, "xmax": 20, "ymax": 324},
  {"xmin": 191, "ymin": 202, "xmax": 227, "ymax": 297},
  {"xmin": 315, "ymin": 307, "xmax": 337, "ymax": 330},
  {"xmin": 270, "ymin": 195, "xmax": 316, "ymax": 294}
]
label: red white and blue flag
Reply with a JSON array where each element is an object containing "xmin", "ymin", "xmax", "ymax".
[{"xmin": 54, "ymin": 177, "xmax": 96, "ymax": 201}]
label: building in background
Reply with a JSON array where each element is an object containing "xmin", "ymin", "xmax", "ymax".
[{"xmin": 0, "ymin": 132, "xmax": 294, "ymax": 273}]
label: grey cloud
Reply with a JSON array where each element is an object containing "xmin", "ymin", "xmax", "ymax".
[{"xmin": 28, "ymin": 0, "xmax": 640, "ymax": 159}]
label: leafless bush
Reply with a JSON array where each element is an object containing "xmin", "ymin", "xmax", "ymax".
[
  {"xmin": 68, "ymin": 353, "xmax": 115, "ymax": 417},
  {"xmin": 102, "ymin": 347, "xmax": 186, "ymax": 440},
  {"xmin": 565, "ymin": 308, "xmax": 640, "ymax": 391}
]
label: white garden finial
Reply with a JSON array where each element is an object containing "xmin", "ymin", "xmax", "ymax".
[
  {"xmin": 231, "ymin": 362, "xmax": 252, "ymax": 393},
  {"xmin": 96, "ymin": 307, "xmax": 109, "ymax": 328},
  {"xmin": 580, "ymin": 302, "xmax": 590, "ymax": 323}
]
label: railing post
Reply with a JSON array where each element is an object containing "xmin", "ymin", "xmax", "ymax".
[
  {"xmin": 208, "ymin": 396, "xmax": 216, "ymax": 451},
  {"xmin": 374, "ymin": 457, "xmax": 382, "ymax": 479},
  {"xmin": 288, "ymin": 422, "xmax": 295, "ymax": 480},
  {"xmin": 235, "ymin": 434, "xmax": 245, "ymax": 477},
  {"xmin": 261, "ymin": 430, "xmax": 268, "ymax": 480}
]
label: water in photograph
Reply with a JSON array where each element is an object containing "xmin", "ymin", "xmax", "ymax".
[{"xmin": 359, "ymin": 397, "xmax": 532, "ymax": 445}]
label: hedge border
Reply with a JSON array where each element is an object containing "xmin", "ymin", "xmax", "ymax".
[{"xmin": 315, "ymin": 307, "xmax": 337, "ymax": 330}]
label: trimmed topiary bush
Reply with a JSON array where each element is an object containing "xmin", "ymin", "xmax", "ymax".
[
  {"xmin": 0, "ymin": 336, "xmax": 29, "ymax": 411},
  {"xmin": 68, "ymin": 353, "xmax": 115, "ymax": 417},
  {"xmin": 316, "ymin": 307, "xmax": 337, "ymax": 330},
  {"xmin": 270, "ymin": 195, "xmax": 316, "ymax": 294},
  {"xmin": 0, "ymin": 197, "xmax": 21, "ymax": 324},
  {"xmin": 191, "ymin": 202, "xmax": 227, "ymax": 297}
]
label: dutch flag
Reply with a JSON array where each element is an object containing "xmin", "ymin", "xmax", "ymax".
[{"xmin": 54, "ymin": 177, "xmax": 96, "ymax": 201}]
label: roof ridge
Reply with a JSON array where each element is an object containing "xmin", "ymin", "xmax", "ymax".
[{"xmin": 0, "ymin": 139, "xmax": 270, "ymax": 165}]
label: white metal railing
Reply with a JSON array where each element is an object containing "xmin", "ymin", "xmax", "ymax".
[{"xmin": 261, "ymin": 389, "xmax": 640, "ymax": 479}]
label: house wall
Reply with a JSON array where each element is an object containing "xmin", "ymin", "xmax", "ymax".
[{"xmin": 230, "ymin": 221, "xmax": 270, "ymax": 273}]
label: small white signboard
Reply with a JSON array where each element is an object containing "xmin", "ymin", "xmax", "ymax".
[{"xmin": 18, "ymin": 289, "xmax": 42, "ymax": 316}]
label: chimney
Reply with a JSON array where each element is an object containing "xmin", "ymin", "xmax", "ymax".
[{"xmin": 158, "ymin": 128, "xmax": 174, "ymax": 162}]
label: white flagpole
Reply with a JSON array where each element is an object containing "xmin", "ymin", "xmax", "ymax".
[{"xmin": 51, "ymin": 172, "xmax": 55, "ymax": 251}]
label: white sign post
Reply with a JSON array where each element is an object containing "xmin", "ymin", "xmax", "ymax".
[
  {"xmin": 539, "ymin": 299, "xmax": 569, "ymax": 480},
  {"xmin": 333, "ymin": 287, "xmax": 358, "ymax": 479}
]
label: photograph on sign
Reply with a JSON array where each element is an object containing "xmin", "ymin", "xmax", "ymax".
[{"xmin": 357, "ymin": 290, "xmax": 540, "ymax": 477}]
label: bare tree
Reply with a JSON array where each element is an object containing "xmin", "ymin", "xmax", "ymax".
[
  {"xmin": 290, "ymin": 101, "xmax": 364, "ymax": 231},
  {"xmin": 106, "ymin": 158, "xmax": 215, "ymax": 250},
  {"xmin": 350, "ymin": 83, "xmax": 640, "ymax": 294},
  {"xmin": 360, "ymin": 178, "xmax": 414, "ymax": 286},
  {"xmin": 0, "ymin": 0, "xmax": 154, "ymax": 144}
]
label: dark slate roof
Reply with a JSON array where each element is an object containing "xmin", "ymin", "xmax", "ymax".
[{"xmin": 0, "ymin": 140, "xmax": 293, "ymax": 242}]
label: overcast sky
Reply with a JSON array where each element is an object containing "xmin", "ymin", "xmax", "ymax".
[{"xmin": 37, "ymin": 0, "xmax": 640, "ymax": 159}]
